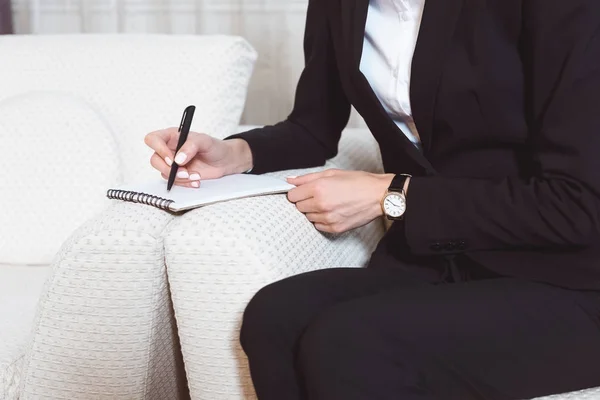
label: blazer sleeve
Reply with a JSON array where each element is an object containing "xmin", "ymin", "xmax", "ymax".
[
  {"xmin": 404, "ymin": 0, "xmax": 600, "ymax": 255},
  {"xmin": 225, "ymin": 0, "xmax": 351, "ymax": 174}
]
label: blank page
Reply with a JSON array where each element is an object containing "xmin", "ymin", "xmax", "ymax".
[{"xmin": 111, "ymin": 174, "xmax": 295, "ymax": 212}]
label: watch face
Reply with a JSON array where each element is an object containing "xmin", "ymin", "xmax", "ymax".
[{"xmin": 383, "ymin": 193, "xmax": 406, "ymax": 218}]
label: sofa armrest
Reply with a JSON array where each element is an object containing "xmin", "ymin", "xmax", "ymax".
[
  {"xmin": 531, "ymin": 387, "xmax": 600, "ymax": 400},
  {"xmin": 329, "ymin": 127, "xmax": 384, "ymax": 174},
  {"xmin": 164, "ymin": 161, "xmax": 386, "ymax": 399},
  {"xmin": 18, "ymin": 202, "xmax": 189, "ymax": 400}
]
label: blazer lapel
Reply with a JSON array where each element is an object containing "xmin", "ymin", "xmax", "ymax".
[
  {"xmin": 410, "ymin": 0, "xmax": 464, "ymax": 153},
  {"xmin": 346, "ymin": 0, "xmax": 435, "ymax": 172},
  {"xmin": 342, "ymin": 0, "xmax": 463, "ymax": 171},
  {"xmin": 351, "ymin": 0, "xmax": 369, "ymax": 68}
]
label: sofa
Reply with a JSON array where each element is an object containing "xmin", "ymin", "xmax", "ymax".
[{"xmin": 0, "ymin": 34, "xmax": 597, "ymax": 400}]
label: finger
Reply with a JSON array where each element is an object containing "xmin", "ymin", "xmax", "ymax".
[
  {"xmin": 295, "ymin": 198, "xmax": 321, "ymax": 213},
  {"xmin": 183, "ymin": 158, "xmax": 223, "ymax": 181},
  {"xmin": 152, "ymin": 153, "xmax": 189, "ymax": 178},
  {"xmin": 161, "ymin": 173, "xmax": 201, "ymax": 188},
  {"xmin": 174, "ymin": 133, "xmax": 214, "ymax": 167},
  {"xmin": 305, "ymin": 212, "xmax": 339, "ymax": 225},
  {"xmin": 305, "ymin": 212, "xmax": 327, "ymax": 224},
  {"xmin": 286, "ymin": 171, "xmax": 324, "ymax": 186},
  {"xmin": 160, "ymin": 174, "xmax": 194, "ymax": 184},
  {"xmin": 287, "ymin": 183, "xmax": 317, "ymax": 203},
  {"xmin": 151, "ymin": 153, "xmax": 173, "ymax": 176},
  {"xmin": 286, "ymin": 169, "xmax": 339, "ymax": 185},
  {"xmin": 188, "ymin": 171, "xmax": 202, "ymax": 181},
  {"xmin": 314, "ymin": 223, "xmax": 344, "ymax": 234},
  {"xmin": 314, "ymin": 223, "xmax": 334, "ymax": 233},
  {"xmin": 147, "ymin": 127, "xmax": 179, "ymax": 141},
  {"xmin": 145, "ymin": 129, "xmax": 178, "ymax": 165}
]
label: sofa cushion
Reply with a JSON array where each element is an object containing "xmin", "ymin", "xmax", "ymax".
[
  {"xmin": 0, "ymin": 34, "xmax": 258, "ymax": 182},
  {"xmin": 0, "ymin": 92, "xmax": 121, "ymax": 265},
  {"xmin": 0, "ymin": 264, "xmax": 51, "ymax": 400},
  {"xmin": 18, "ymin": 203, "xmax": 187, "ymax": 400}
]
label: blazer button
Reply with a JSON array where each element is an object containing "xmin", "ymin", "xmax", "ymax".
[
  {"xmin": 457, "ymin": 240, "xmax": 467, "ymax": 250},
  {"xmin": 445, "ymin": 241, "xmax": 457, "ymax": 251},
  {"xmin": 430, "ymin": 242, "xmax": 442, "ymax": 252}
]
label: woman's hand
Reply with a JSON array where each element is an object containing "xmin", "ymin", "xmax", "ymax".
[
  {"xmin": 144, "ymin": 128, "xmax": 253, "ymax": 188},
  {"xmin": 287, "ymin": 169, "xmax": 396, "ymax": 234}
]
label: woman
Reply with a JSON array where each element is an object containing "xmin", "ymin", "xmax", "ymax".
[{"xmin": 144, "ymin": 0, "xmax": 600, "ymax": 398}]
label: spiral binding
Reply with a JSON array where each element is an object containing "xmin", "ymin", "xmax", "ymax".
[{"xmin": 106, "ymin": 189, "xmax": 175, "ymax": 211}]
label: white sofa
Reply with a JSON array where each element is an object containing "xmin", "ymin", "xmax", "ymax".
[
  {"xmin": 0, "ymin": 34, "xmax": 598, "ymax": 400},
  {"xmin": 0, "ymin": 33, "xmax": 259, "ymax": 399}
]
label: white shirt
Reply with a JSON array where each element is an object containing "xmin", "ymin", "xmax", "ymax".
[{"xmin": 359, "ymin": 0, "xmax": 426, "ymax": 148}]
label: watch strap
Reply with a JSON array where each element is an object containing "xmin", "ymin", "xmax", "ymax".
[{"xmin": 389, "ymin": 173, "xmax": 411, "ymax": 192}]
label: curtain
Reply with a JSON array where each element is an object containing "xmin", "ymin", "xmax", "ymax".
[
  {"xmin": 10, "ymin": 0, "xmax": 365, "ymax": 127},
  {"xmin": 0, "ymin": 0, "xmax": 13, "ymax": 34}
]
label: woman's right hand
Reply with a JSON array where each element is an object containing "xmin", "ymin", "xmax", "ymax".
[{"xmin": 144, "ymin": 128, "xmax": 253, "ymax": 188}]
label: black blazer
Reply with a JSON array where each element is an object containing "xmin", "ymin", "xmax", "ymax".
[{"xmin": 228, "ymin": 0, "xmax": 600, "ymax": 289}]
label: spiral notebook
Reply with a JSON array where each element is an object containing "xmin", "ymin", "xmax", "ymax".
[{"xmin": 106, "ymin": 174, "xmax": 295, "ymax": 212}]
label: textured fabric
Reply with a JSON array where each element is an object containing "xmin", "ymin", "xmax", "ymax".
[
  {"xmin": 0, "ymin": 35, "xmax": 259, "ymax": 396},
  {"xmin": 18, "ymin": 202, "xmax": 188, "ymax": 400},
  {"xmin": 0, "ymin": 264, "xmax": 50, "ymax": 400},
  {"xmin": 330, "ymin": 128, "xmax": 384, "ymax": 174},
  {"xmin": 0, "ymin": 34, "xmax": 257, "ymax": 183},
  {"xmin": 360, "ymin": 0, "xmax": 425, "ymax": 145},
  {"xmin": 165, "ymin": 187, "xmax": 383, "ymax": 400},
  {"xmin": 0, "ymin": 124, "xmax": 279, "ymax": 397},
  {"xmin": 164, "ymin": 127, "xmax": 386, "ymax": 400},
  {"xmin": 0, "ymin": 91, "xmax": 121, "ymax": 265},
  {"xmin": 533, "ymin": 388, "xmax": 600, "ymax": 399}
]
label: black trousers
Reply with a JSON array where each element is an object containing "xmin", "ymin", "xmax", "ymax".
[{"xmin": 240, "ymin": 248, "xmax": 600, "ymax": 400}]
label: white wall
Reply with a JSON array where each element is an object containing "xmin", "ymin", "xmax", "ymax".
[{"xmin": 11, "ymin": 0, "xmax": 365, "ymax": 128}]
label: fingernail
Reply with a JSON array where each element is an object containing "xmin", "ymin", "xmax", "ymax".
[
  {"xmin": 174, "ymin": 152, "xmax": 187, "ymax": 164},
  {"xmin": 190, "ymin": 181, "xmax": 199, "ymax": 188},
  {"xmin": 189, "ymin": 173, "xmax": 201, "ymax": 181},
  {"xmin": 165, "ymin": 157, "xmax": 173, "ymax": 166},
  {"xmin": 177, "ymin": 171, "xmax": 189, "ymax": 179},
  {"xmin": 286, "ymin": 176, "xmax": 297, "ymax": 180}
]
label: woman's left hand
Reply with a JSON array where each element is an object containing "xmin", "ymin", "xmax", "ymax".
[{"xmin": 286, "ymin": 169, "xmax": 395, "ymax": 234}]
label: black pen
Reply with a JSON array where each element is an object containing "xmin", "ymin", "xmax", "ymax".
[{"xmin": 167, "ymin": 105, "xmax": 196, "ymax": 191}]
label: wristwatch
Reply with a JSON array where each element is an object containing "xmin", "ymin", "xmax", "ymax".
[{"xmin": 381, "ymin": 174, "xmax": 411, "ymax": 220}]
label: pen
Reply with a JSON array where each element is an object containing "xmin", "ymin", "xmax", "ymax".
[{"xmin": 167, "ymin": 105, "xmax": 196, "ymax": 191}]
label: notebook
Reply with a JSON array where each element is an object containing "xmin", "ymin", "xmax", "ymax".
[{"xmin": 106, "ymin": 174, "xmax": 295, "ymax": 212}]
